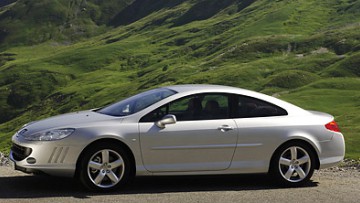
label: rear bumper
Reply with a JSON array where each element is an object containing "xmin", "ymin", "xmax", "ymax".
[{"xmin": 318, "ymin": 132, "xmax": 345, "ymax": 169}]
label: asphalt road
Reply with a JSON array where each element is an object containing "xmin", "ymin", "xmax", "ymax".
[{"xmin": 0, "ymin": 166, "xmax": 359, "ymax": 203}]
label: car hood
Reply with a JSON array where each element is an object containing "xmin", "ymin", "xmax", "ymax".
[{"xmin": 19, "ymin": 110, "xmax": 116, "ymax": 136}]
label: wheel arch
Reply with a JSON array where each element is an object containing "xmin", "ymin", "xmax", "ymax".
[
  {"xmin": 74, "ymin": 138, "xmax": 136, "ymax": 178},
  {"xmin": 269, "ymin": 139, "xmax": 320, "ymax": 172}
]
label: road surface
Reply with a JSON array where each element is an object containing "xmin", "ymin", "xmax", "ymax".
[{"xmin": 0, "ymin": 166, "xmax": 359, "ymax": 202}]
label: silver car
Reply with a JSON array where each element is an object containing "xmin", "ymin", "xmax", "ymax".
[{"xmin": 10, "ymin": 84, "xmax": 345, "ymax": 191}]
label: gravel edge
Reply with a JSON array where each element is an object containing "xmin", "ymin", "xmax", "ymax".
[
  {"xmin": 0, "ymin": 152, "xmax": 10, "ymax": 166},
  {"xmin": 1, "ymin": 151, "xmax": 359, "ymax": 171},
  {"xmin": 324, "ymin": 158, "xmax": 360, "ymax": 172}
]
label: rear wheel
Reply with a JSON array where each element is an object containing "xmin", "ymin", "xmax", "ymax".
[
  {"xmin": 270, "ymin": 142, "xmax": 316, "ymax": 186},
  {"xmin": 78, "ymin": 143, "xmax": 131, "ymax": 191}
]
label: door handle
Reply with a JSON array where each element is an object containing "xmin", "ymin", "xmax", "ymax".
[{"xmin": 217, "ymin": 125, "xmax": 234, "ymax": 132}]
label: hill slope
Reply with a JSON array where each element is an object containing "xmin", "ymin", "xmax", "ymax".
[
  {"xmin": 0, "ymin": 0, "xmax": 134, "ymax": 47},
  {"xmin": 0, "ymin": 0, "xmax": 359, "ymax": 158}
]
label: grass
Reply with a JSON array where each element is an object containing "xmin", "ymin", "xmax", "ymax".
[
  {"xmin": 280, "ymin": 79, "xmax": 360, "ymax": 159},
  {"xmin": 0, "ymin": 0, "xmax": 359, "ymax": 159}
]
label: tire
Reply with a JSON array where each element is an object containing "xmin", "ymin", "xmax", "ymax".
[
  {"xmin": 78, "ymin": 142, "xmax": 131, "ymax": 191},
  {"xmin": 270, "ymin": 142, "xmax": 316, "ymax": 187}
]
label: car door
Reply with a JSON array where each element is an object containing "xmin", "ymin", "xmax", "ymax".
[
  {"xmin": 230, "ymin": 95, "xmax": 290, "ymax": 169},
  {"xmin": 138, "ymin": 94, "xmax": 238, "ymax": 172}
]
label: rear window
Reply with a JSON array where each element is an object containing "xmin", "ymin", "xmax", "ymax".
[{"xmin": 235, "ymin": 95, "xmax": 288, "ymax": 118}]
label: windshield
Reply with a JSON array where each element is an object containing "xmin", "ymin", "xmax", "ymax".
[{"xmin": 96, "ymin": 88, "xmax": 177, "ymax": 117}]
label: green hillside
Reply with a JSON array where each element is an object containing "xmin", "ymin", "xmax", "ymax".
[
  {"xmin": 0, "ymin": 0, "xmax": 134, "ymax": 47},
  {"xmin": 0, "ymin": 0, "xmax": 359, "ymax": 158}
]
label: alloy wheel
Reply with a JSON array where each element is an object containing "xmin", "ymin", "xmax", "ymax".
[
  {"xmin": 87, "ymin": 149, "xmax": 125, "ymax": 188},
  {"xmin": 278, "ymin": 146, "xmax": 311, "ymax": 183}
]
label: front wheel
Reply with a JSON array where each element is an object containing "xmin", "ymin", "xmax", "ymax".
[
  {"xmin": 78, "ymin": 143, "xmax": 131, "ymax": 191},
  {"xmin": 270, "ymin": 142, "xmax": 316, "ymax": 187}
]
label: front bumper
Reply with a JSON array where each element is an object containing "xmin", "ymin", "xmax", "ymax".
[{"xmin": 10, "ymin": 135, "xmax": 81, "ymax": 177}]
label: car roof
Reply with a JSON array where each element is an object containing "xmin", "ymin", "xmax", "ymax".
[
  {"xmin": 166, "ymin": 84, "xmax": 247, "ymax": 94},
  {"xmin": 165, "ymin": 84, "xmax": 269, "ymax": 98}
]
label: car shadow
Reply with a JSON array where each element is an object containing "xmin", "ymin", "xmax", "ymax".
[{"xmin": 0, "ymin": 174, "xmax": 318, "ymax": 199}]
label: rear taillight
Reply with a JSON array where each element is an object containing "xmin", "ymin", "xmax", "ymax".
[{"xmin": 325, "ymin": 120, "xmax": 341, "ymax": 133}]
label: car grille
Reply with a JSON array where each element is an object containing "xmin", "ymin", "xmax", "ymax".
[{"xmin": 11, "ymin": 143, "xmax": 32, "ymax": 161}]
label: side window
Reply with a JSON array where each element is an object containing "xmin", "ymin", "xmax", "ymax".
[
  {"xmin": 200, "ymin": 95, "xmax": 228, "ymax": 120},
  {"xmin": 235, "ymin": 95, "xmax": 287, "ymax": 118},
  {"xmin": 169, "ymin": 96, "xmax": 200, "ymax": 121},
  {"xmin": 140, "ymin": 94, "xmax": 230, "ymax": 122},
  {"xmin": 140, "ymin": 105, "xmax": 167, "ymax": 123}
]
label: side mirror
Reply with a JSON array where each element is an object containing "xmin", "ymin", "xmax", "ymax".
[{"xmin": 155, "ymin": 114, "xmax": 177, "ymax": 129}]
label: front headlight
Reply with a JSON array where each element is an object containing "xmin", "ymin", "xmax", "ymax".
[{"xmin": 23, "ymin": 128, "xmax": 75, "ymax": 141}]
